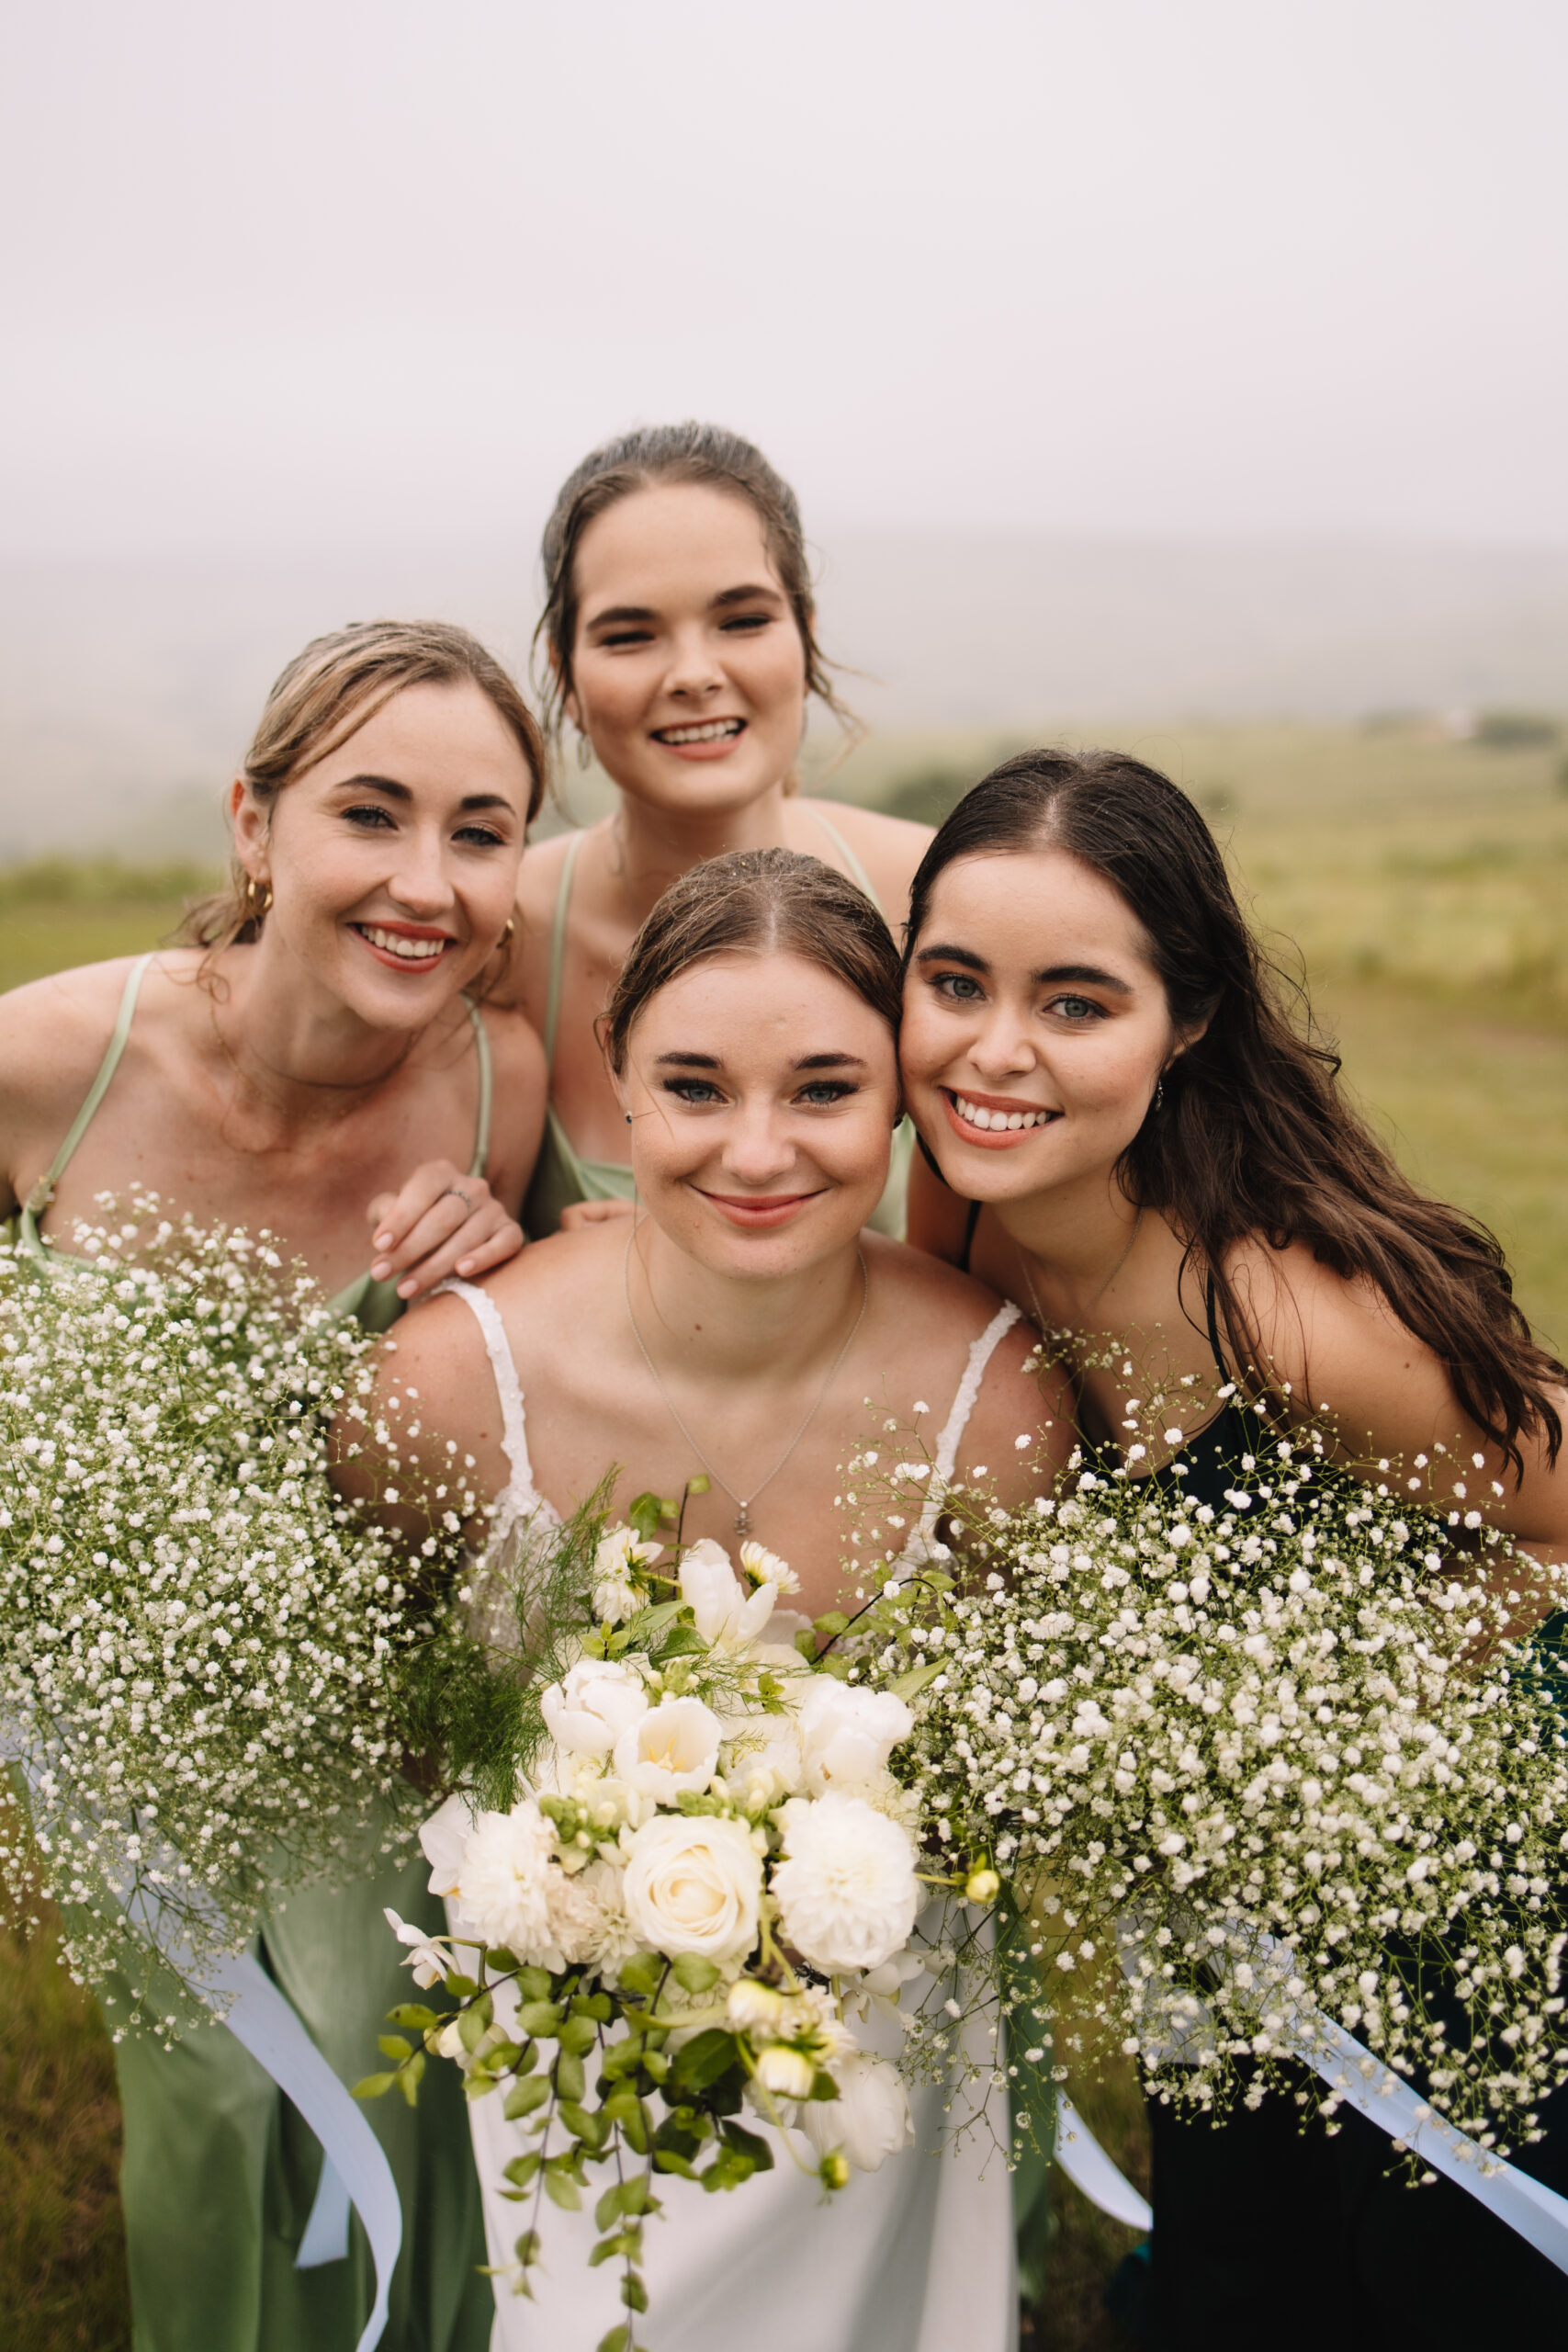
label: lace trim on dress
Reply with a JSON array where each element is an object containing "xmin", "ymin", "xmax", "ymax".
[
  {"xmin": 438, "ymin": 1280, "xmax": 560, "ymax": 1651},
  {"xmin": 908, "ymin": 1299, "xmax": 1023, "ymax": 1559}
]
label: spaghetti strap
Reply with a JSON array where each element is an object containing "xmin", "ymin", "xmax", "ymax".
[
  {"xmin": 1202, "ymin": 1271, "xmax": 1230, "ymax": 1381},
  {"xmin": 542, "ymin": 834, "xmax": 584, "ymax": 1072},
  {"xmin": 24, "ymin": 954, "xmax": 152, "ymax": 1220},
  {"xmin": 909, "ymin": 1299, "xmax": 1024, "ymax": 1554},
  {"xmin": 811, "ymin": 811, "xmax": 883, "ymax": 915},
  {"xmin": 459, "ymin": 995, "xmax": 493, "ymax": 1177},
  {"xmin": 439, "ymin": 1277, "xmax": 538, "ymax": 1506}
]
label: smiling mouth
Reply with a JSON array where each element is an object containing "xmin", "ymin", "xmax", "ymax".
[
  {"xmin": 698, "ymin": 1187, "xmax": 820, "ymax": 1225},
  {"xmin": 353, "ymin": 922, "xmax": 453, "ymax": 966},
  {"xmin": 652, "ymin": 718, "xmax": 746, "ymax": 745},
  {"xmin": 947, "ymin": 1090, "xmax": 1056, "ymax": 1133}
]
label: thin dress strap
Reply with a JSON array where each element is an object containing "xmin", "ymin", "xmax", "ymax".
[
  {"xmin": 542, "ymin": 834, "xmax": 584, "ymax": 1072},
  {"xmin": 438, "ymin": 1277, "xmax": 537, "ymax": 1510},
  {"xmin": 810, "ymin": 810, "xmax": 884, "ymax": 916},
  {"xmin": 913, "ymin": 1299, "xmax": 1024, "ymax": 1550},
  {"xmin": 459, "ymin": 994, "xmax": 493, "ymax": 1177},
  {"xmin": 25, "ymin": 953, "xmax": 152, "ymax": 1221}
]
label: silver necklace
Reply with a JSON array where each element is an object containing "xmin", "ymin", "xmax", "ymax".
[{"xmin": 623, "ymin": 1228, "xmax": 869, "ymax": 1536}]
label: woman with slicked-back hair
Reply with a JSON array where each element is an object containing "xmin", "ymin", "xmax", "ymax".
[
  {"xmin": 900, "ymin": 746, "xmax": 1568, "ymax": 2347},
  {"xmin": 1, "ymin": 620, "xmax": 550, "ymax": 2352},
  {"xmin": 344, "ymin": 844, "xmax": 1068, "ymax": 2352},
  {"xmin": 499, "ymin": 420, "xmax": 932, "ymax": 1241}
]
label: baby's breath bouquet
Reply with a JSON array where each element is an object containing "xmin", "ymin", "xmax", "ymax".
[
  {"xmin": 854, "ymin": 1390, "xmax": 1568, "ymax": 2165},
  {"xmin": 0, "ymin": 1203, "xmax": 436, "ymax": 2021},
  {"xmin": 368, "ymin": 1485, "xmax": 944, "ymax": 2350}
]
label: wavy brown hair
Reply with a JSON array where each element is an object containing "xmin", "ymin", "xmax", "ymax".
[
  {"xmin": 603, "ymin": 847, "xmax": 900, "ymax": 1077},
  {"xmin": 904, "ymin": 748, "xmax": 1564, "ymax": 1476},
  {"xmin": 181, "ymin": 619, "xmax": 546, "ymax": 958},
  {"xmin": 534, "ymin": 421, "xmax": 859, "ymax": 763}
]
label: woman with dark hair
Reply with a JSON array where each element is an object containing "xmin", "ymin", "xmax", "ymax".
[
  {"xmin": 354, "ymin": 846, "xmax": 1064, "ymax": 2352},
  {"xmin": 1, "ymin": 620, "xmax": 550, "ymax": 2352},
  {"xmin": 899, "ymin": 747, "xmax": 1568, "ymax": 2346},
  {"xmin": 502, "ymin": 421, "xmax": 931, "ymax": 1239}
]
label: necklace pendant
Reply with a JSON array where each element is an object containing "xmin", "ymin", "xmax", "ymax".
[{"xmin": 734, "ymin": 1502, "xmax": 751, "ymax": 1537}]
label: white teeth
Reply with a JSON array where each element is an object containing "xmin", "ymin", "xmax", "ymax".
[
  {"xmin": 658, "ymin": 719, "xmax": 744, "ymax": 744},
  {"xmin": 954, "ymin": 1094, "xmax": 1050, "ymax": 1132},
  {"xmin": 361, "ymin": 925, "xmax": 446, "ymax": 961}
]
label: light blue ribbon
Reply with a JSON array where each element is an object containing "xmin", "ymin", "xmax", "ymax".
[
  {"xmin": 1054, "ymin": 2095, "xmax": 1153, "ymax": 2231},
  {"xmin": 5, "ymin": 1746, "xmax": 401, "ymax": 2350}
]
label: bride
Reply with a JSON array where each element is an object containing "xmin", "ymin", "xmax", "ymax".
[{"xmin": 354, "ymin": 846, "xmax": 1067, "ymax": 2349}]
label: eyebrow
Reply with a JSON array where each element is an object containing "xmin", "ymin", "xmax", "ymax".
[
  {"xmin": 651, "ymin": 1049, "xmax": 869, "ymax": 1070},
  {"xmin": 914, "ymin": 942, "xmax": 1133, "ymax": 995},
  {"xmin": 332, "ymin": 773, "xmax": 515, "ymax": 814},
  {"xmin": 584, "ymin": 582, "xmax": 784, "ymax": 631}
]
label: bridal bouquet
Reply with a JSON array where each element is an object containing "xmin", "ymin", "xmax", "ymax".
[
  {"xmin": 852, "ymin": 1395, "xmax": 1568, "ymax": 2161},
  {"xmin": 0, "ymin": 1204, "xmax": 436, "ymax": 2023},
  {"xmin": 368, "ymin": 1495, "xmax": 942, "ymax": 2348}
]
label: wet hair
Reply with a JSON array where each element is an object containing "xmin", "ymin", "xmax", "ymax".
[
  {"xmin": 534, "ymin": 421, "xmax": 857, "ymax": 754},
  {"xmin": 904, "ymin": 747, "xmax": 1564, "ymax": 1474},
  {"xmin": 182, "ymin": 619, "xmax": 546, "ymax": 955},
  {"xmin": 603, "ymin": 847, "xmax": 900, "ymax": 1077}
]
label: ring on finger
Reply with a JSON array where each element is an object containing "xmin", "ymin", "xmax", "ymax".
[{"xmin": 444, "ymin": 1185, "xmax": 475, "ymax": 1214}]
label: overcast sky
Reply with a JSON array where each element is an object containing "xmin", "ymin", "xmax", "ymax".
[{"xmin": 3, "ymin": 0, "xmax": 1565, "ymax": 561}]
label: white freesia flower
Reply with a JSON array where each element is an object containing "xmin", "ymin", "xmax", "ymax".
[
  {"xmin": 450, "ymin": 1798, "xmax": 565, "ymax": 1966},
  {"xmin": 796, "ymin": 2052, "xmax": 914, "ymax": 2172},
  {"xmin": 679, "ymin": 1538, "xmax": 779, "ymax": 1645},
  {"xmin": 384, "ymin": 1907, "xmax": 449, "ymax": 1991},
  {"xmin": 755, "ymin": 2044, "xmax": 816, "ymax": 2098},
  {"xmin": 795, "ymin": 1679, "xmax": 915, "ymax": 1795},
  {"xmin": 772, "ymin": 1792, "xmax": 919, "ymax": 1973},
  {"xmin": 419, "ymin": 1792, "xmax": 477, "ymax": 1899},
  {"xmin": 540, "ymin": 1657, "xmax": 650, "ymax": 1758},
  {"xmin": 622, "ymin": 1813, "xmax": 761, "ymax": 1963},
  {"xmin": 614, "ymin": 1695, "xmax": 724, "ymax": 1800},
  {"xmin": 592, "ymin": 1524, "xmax": 663, "ymax": 1623}
]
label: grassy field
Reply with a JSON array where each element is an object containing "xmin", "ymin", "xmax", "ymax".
[{"xmin": 2, "ymin": 718, "xmax": 1564, "ymax": 2349}]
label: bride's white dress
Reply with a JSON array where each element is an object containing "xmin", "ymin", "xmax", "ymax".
[{"xmin": 440, "ymin": 1279, "xmax": 1023, "ymax": 2352}]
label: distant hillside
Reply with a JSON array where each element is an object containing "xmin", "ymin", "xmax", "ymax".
[{"xmin": 1, "ymin": 536, "xmax": 1565, "ymax": 855}]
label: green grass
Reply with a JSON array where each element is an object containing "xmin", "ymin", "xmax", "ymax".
[{"xmin": 3, "ymin": 727, "xmax": 1565, "ymax": 2349}]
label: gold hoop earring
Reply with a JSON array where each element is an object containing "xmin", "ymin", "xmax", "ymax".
[{"xmin": 243, "ymin": 874, "xmax": 274, "ymax": 921}]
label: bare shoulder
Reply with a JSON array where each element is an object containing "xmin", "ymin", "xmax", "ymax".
[
  {"xmin": 1229, "ymin": 1236, "xmax": 1457, "ymax": 1441},
  {"xmin": 0, "ymin": 954, "xmax": 197, "ymax": 1203},
  {"xmin": 801, "ymin": 799, "xmax": 932, "ymax": 926},
  {"xmin": 476, "ymin": 1001, "xmax": 547, "ymax": 1193}
]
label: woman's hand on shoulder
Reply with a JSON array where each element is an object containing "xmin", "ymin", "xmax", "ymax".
[{"xmin": 366, "ymin": 1161, "xmax": 523, "ymax": 1301}]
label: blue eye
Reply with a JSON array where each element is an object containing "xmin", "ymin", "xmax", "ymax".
[
  {"xmin": 933, "ymin": 972, "xmax": 984, "ymax": 1001},
  {"xmin": 664, "ymin": 1080, "xmax": 724, "ymax": 1104},
  {"xmin": 344, "ymin": 804, "xmax": 396, "ymax": 830},
  {"xmin": 1050, "ymin": 995, "xmax": 1103, "ymax": 1023},
  {"xmin": 798, "ymin": 1081, "xmax": 856, "ymax": 1106}
]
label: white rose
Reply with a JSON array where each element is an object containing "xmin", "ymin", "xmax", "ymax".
[
  {"xmin": 797, "ymin": 2052, "xmax": 914, "ymax": 2172},
  {"xmin": 541, "ymin": 1657, "xmax": 650, "ymax": 1758},
  {"xmin": 451, "ymin": 1798, "xmax": 566, "ymax": 1966},
  {"xmin": 614, "ymin": 1694, "xmax": 724, "ymax": 1800},
  {"xmin": 622, "ymin": 1813, "xmax": 762, "ymax": 1964},
  {"xmin": 796, "ymin": 1680, "xmax": 914, "ymax": 1794},
  {"xmin": 772, "ymin": 1792, "xmax": 920, "ymax": 1974},
  {"xmin": 680, "ymin": 1538, "xmax": 779, "ymax": 1646}
]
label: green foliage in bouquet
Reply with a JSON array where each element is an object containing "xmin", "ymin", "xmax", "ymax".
[
  {"xmin": 0, "ymin": 1204, "xmax": 441, "ymax": 2028},
  {"xmin": 856, "ymin": 1393, "xmax": 1568, "ymax": 2160}
]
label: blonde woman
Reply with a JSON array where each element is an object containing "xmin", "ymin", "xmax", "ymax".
[{"xmin": 0, "ymin": 621, "xmax": 547, "ymax": 2352}]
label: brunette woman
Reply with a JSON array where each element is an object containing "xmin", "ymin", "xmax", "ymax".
[
  {"xmin": 0, "ymin": 621, "xmax": 548, "ymax": 2352},
  {"xmin": 503, "ymin": 421, "xmax": 931, "ymax": 1238},
  {"xmin": 349, "ymin": 847, "xmax": 1067, "ymax": 2352},
  {"xmin": 899, "ymin": 748, "xmax": 1568, "ymax": 2348}
]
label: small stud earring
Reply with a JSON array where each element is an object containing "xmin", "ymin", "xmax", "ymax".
[{"xmin": 625, "ymin": 1113, "xmax": 632, "ymax": 1125}]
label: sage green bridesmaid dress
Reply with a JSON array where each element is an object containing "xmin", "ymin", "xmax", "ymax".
[{"xmin": 17, "ymin": 955, "xmax": 493, "ymax": 2352}]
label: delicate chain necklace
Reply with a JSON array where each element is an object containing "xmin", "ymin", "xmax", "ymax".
[
  {"xmin": 208, "ymin": 996, "xmax": 416, "ymax": 1113},
  {"xmin": 623, "ymin": 1227, "xmax": 869, "ymax": 1536},
  {"xmin": 1016, "ymin": 1206, "xmax": 1145, "ymax": 1336}
]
